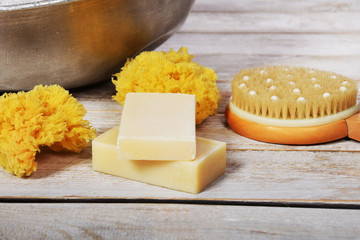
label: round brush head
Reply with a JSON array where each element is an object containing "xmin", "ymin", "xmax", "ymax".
[{"xmin": 232, "ymin": 66, "xmax": 357, "ymax": 120}]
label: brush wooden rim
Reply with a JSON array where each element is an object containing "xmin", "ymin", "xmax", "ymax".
[{"xmin": 225, "ymin": 104, "xmax": 348, "ymax": 145}]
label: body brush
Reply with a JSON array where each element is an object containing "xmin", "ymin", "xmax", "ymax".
[{"xmin": 226, "ymin": 66, "xmax": 360, "ymax": 144}]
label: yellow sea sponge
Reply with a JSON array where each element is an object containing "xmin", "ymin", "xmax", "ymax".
[
  {"xmin": 0, "ymin": 85, "xmax": 96, "ymax": 177},
  {"xmin": 112, "ymin": 47, "xmax": 220, "ymax": 124}
]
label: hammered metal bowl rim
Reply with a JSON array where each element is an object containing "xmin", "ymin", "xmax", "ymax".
[{"xmin": 1, "ymin": 0, "xmax": 77, "ymax": 11}]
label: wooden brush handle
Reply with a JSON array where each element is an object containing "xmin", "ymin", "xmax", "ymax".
[{"xmin": 346, "ymin": 111, "xmax": 360, "ymax": 141}]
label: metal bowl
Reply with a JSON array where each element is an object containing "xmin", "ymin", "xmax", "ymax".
[{"xmin": 0, "ymin": 0, "xmax": 194, "ymax": 90}]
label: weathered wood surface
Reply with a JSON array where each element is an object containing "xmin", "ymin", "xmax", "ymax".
[
  {"xmin": 0, "ymin": 0, "xmax": 359, "ymax": 202},
  {"xmin": 1, "ymin": 203, "xmax": 360, "ymax": 240},
  {"xmin": 1, "ymin": 0, "xmax": 360, "ymax": 238}
]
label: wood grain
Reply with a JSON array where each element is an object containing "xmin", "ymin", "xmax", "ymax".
[{"xmin": 1, "ymin": 203, "xmax": 359, "ymax": 240}]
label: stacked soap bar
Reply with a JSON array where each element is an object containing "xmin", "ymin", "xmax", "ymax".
[
  {"xmin": 117, "ymin": 93, "xmax": 196, "ymax": 161},
  {"xmin": 92, "ymin": 93, "xmax": 226, "ymax": 194},
  {"xmin": 93, "ymin": 126, "xmax": 226, "ymax": 193}
]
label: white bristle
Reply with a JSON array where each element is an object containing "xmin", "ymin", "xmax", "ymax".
[
  {"xmin": 297, "ymin": 97, "xmax": 306, "ymax": 102},
  {"xmin": 293, "ymin": 88, "xmax": 301, "ymax": 93},
  {"xmin": 239, "ymin": 83, "xmax": 247, "ymax": 89},
  {"xmin": 340, "ymin": 86, "xmax": 347, "ymax": 92},
  {"xmin": 311, "ymin": 78, "xmax": 317, "ymax": 81},
  {"xmin": 331, "ymin": 75, "xmax": 337, "ymax": 79},
  {"xmin": 289, "ymin": 81, "xmax": 295, "ymax": 86},
  {"xmin": 271, "ymin": 95, "xmax": 278, "ymax": 101},
  {"xmin": 323, "ymin": 92, "xmax": 330, "ymax": 98},
  {"xmin": 342, "ymin": 81, "xmax": 349, "ymax": 86},
  {"xmin": 314, "ymin": 84, "xmax": 321, "ymax": 89},
  {"xmin": 269, "ymin": 85, "xmax": 276, "ymax": 91},
  {"xmin": 266, "ymin": 78, "xmax": 273, "ymax": 84},
  {"xmin": 243, "ymin": 76, "xmax": 250, "ymax": 81},
  {"xmin": 249, "ymin": 90, "xmax": 256, "ymax": 96}
]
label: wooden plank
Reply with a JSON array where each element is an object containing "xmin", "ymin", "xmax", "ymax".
[
  {"xmin": 181, "ymin": 12, "xmax": 360, "ymax": 33},
  {"xmin": 192, "ymin": 0, "xmax": 360, "ymax": 13},
  {"xmin": 0, "ymin": 203, "xmax": 359, "ymax": 239},
  {"xmin": 74, "ymin": 87, "xmax": 360, "ymax": 152},
  {"xmin": 0, "ymin": 146, "xmax": 360, "ymax": 203},
  {"xmin": 158, "ymin": 33, "xmax": 360, "ymax": 56},
  {"xmin": 81, "ymin": 106, "xmax": 360, "ymax": 153},
  {"xmin": 190, "ymin": 54, "xmax": 360, "ymax": 81},
  {"xmin": 70, "ymin": 56, "xmax": 360, "ymax": 94}
]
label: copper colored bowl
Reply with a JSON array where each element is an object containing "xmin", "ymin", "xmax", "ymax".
[{"xmin": 0, "ymin": 0, "xmax": 194, "ymax": 90}]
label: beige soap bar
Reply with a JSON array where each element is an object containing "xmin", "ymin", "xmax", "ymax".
[
  {"xmin": 118, "ymin": 92, "xmax": 196, "ymax": 161},
  {"xmin": 92, "ymin": 126, "xmax": 226, "ymax": 194}
]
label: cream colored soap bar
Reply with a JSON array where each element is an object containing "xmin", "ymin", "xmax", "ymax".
[
  {"xmin": 93, "ymin": 127, "xmax": 226, "ymax": 194},
  {"xmin": 118, "ymin": 93, "xmax": 196, "ymax": 161}
]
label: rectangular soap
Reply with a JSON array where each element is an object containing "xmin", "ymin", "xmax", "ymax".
[
  {"xmin": 92, "ymin": 126, "xmax": 226, "ymax": 194},
  {"xmin": 118, "ymin": 93, "xmax": 196, "ymax": 161}
]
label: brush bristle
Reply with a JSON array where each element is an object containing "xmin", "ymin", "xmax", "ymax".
[{"xmin": 231, "ymin": 66, "xmax": 358, "ymax": 119}]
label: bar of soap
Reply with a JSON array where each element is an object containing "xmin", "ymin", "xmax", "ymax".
[
  {"xmin": 118, "ymin": 93, "xmax": 196, "ymax": 160},
  {"xmin": 92, "ymin": 127, "xmax": 226, "ymax": 194}
]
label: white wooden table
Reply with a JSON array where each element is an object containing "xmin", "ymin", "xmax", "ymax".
[{"xmin": 1, "ymin": 0, "xmax": 360, "ymax": 239}]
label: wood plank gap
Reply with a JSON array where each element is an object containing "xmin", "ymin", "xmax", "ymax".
[
  {"xmin": 189, "ymin": 9, "xmax": 360, "ymax": 13},
  {"xmin": 178, "ymin": 30, "xmax": 360, "ymax": 35},
  {"xmin": 86, "ymin": 110, "xmax": 121, "ymax": 113},
  {"xmin": 0, "ymin": 198, "xmax": 359, "ymax": 210},
  {"xmin": 176, "ymin": 31, "xmax": 360, "ymax": 35},
  {"xmin": 226, "ymin": 145, "xmax": 360, "ymax": 153},
  {"xmin": 192, "ymin": 53, "xmax": 360, "ymax": 59}
]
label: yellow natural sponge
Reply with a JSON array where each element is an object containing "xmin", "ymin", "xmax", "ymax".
[
  {"xmin": 0, "ymin": 85, "xmax": 96, "ymax": 177},
  {"xmin": 112, "ymin": 47, "xmax": 220, "ymax": 124}
]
